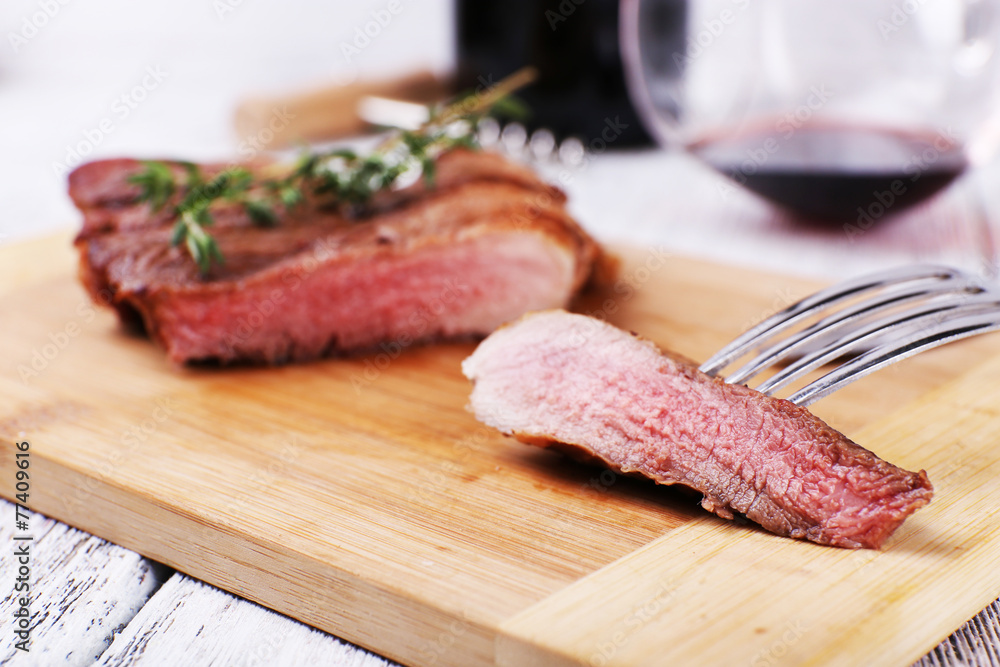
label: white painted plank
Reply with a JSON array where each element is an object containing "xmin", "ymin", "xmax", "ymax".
[
  {"xmin": 0, "ymin": 499, "xmax": 169, "ymax": 666},
  {"xmin": 94, "ymin": 573, "xmax": 399, "ymax": 667},
  {"xmin": 915, "ymin": 601, "xmax": 1000, "ymax": 667}
]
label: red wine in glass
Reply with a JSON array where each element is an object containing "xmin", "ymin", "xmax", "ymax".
[{"xmin": 686, "ymin": 125, "xmax": 968, "ymax": 223}]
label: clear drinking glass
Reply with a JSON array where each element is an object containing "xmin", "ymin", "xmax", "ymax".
[{"xmin": 620, "ymin": 0, "xmax": 1000, "ymax": 225}]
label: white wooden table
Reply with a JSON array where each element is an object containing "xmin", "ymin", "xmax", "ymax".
[{"xmin": 4, "ymin": 1, "xmax": 1000, "ymax": 663}]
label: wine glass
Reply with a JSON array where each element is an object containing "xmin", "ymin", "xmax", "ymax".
[{"xmin": 619, "ymin": 0, "xmax": 1000, "ymax": 225}]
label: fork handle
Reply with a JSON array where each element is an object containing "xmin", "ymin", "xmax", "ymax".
[{"xmin": 232, "ymin": 70, "xmax": 452, "ymax": 150}]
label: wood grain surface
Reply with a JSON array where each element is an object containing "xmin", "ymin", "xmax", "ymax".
[{"xmin": 2, "ymin": 235, "xmax": 1000, "ymax": 666}]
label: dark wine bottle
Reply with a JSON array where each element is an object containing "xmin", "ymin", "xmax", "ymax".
[{"xmin": 455, "ymin": 0, "xmax": 654, "ymax": 147}]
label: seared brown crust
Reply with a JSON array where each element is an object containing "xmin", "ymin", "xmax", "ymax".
[
  {"xmin": 70, "ymin": 151, "xmax": 569, "ymax": 238},
  {"xmin": 70, "ymin": 150, "xmax": 605, "ymax": 362}
]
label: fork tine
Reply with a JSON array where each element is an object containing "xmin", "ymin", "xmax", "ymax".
[
  {"xmin": 787, "ymin": 305, "xmax": 1000, "ymax": 406},
  {"xmin": 723, "ymin": 280, "xmax": 985, "ymax": 386},
  {"xmin": 760, "ymin": 291, "xmax": 1000, "ymax": 398},
  {"xmin": 699, "ymin": 265, "xmax": 962, "ymax": 376}
]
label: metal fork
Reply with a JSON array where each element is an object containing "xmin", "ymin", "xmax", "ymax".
[
  {"xmin": 699, "ymin": 265, "xmax": 1000, "ymax": 407},
  {"xmin": 357, "ymin": 97, "xmax": 588, "ymax": 166}
]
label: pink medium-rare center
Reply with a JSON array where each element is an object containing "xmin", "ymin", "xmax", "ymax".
[
  {"xmin": 463, "ymin": 310, "xmax": 933, "ymax": 549},
  {"xmin": 151, "ymin": 230, "xmax": 577, "ymax": 363}
]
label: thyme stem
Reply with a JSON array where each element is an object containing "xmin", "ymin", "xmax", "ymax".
[{"xmin": 128, "ymin": 67, "xmax": 537, "ymax": 274}]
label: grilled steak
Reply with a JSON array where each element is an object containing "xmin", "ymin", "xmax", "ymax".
[
  {"xmin": 70, "ymin": 150, "xmax": 602, "ymax": 364},
  {"xmin": 462, "ymin": 310, "xmax": 933, "ymax": 549}
]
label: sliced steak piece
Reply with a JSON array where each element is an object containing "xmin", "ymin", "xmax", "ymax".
[
  {"xmin": 69, "ymin": 150, "xmax": 603, "ymax": 364},
  {"xmin": 462, "ymin": 310, "xmax": 934, "ymax": 549}
]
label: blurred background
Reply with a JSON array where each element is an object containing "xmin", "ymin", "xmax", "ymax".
[
  {"xmin": 0, "ymin": 0, "xmax": 453, "ymax": 244},
  {"xmin": 3, "ymin": 0, "xmax": 1000, "ymax": 278}
]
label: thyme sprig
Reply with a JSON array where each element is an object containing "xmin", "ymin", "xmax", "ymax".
[{"xmin": 128, "ymin": 67, "xmax": 536, "ymax": 274}]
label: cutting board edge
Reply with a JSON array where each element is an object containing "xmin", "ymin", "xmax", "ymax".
[{"xmin": 0, "ymin": 441, "xmax": 506, "ymax": 667}]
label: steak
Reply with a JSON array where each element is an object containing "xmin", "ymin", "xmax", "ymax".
[
  {"xmin": 462, "ymin": 310, "xmax": 934, "ymax": 549},
  {"xmin": 70, "ymin": 150, "xmax": 603, "ymax": 364}
]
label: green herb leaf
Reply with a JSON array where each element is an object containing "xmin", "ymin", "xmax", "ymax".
[
  {"xmin": 128, "ymin": 67, "xmax": 538, "ymax": 274},
  {"xmin": 127, "ymin": 161, "xmax": 176, "ymax": 212},
  {"xmin": 169, "ymin": 220, "xmax": 186, "ymax": 246},
  {"xmin": 244, "ymin": 199, "xmax": 278, "ymax": 227}
]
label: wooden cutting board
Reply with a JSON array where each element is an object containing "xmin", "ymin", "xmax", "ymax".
[{"xmin": 3, "ymin": 233, "xmax": 1000, "ymax": 666}]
